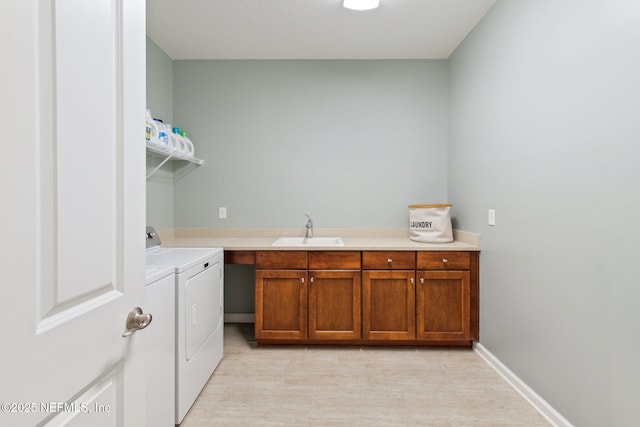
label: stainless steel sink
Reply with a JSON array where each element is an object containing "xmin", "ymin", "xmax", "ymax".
[{"xmin": 272, "ymin": 236, "xmax": 345, "ymax": 247}]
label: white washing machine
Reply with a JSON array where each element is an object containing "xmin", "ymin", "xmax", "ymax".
[
  {"xmin": 146, "ymin": 227, "xmax": 224, "ymax": 424},
  {"xmin": 144, "ymin": 264, "xmax": 175, "ymax": 427}
]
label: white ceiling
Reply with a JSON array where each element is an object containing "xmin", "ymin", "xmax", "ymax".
[{"xmin": 146, "ymin": 0, "xmax": 497, "ymax": 60}]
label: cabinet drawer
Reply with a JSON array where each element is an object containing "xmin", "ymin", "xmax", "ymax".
[
  {"xmin": 224, "ymin": 250, "xmax": 255, "ymax": 265},
  {"xmin": 417, "ymin": 251, "xmax": 470, "ymax": 270},
  {"xmin": 256, "ymin": 251, "xmax": 307, "ymax": 269},
  {"xmin": 309, "ymin": 251, "xmax": 361, "ymax": 269},
  {"xmin": 362, "ymin": 251, "xmax": 415, "ymax": 269}
]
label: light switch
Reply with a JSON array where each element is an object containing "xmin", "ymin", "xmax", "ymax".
[
  {"xmin": 488, "ymin": 209, "xmax": 495, "ymax": 226},
  {"xmin": 219, "ymin": 207, "xmax": 227, "ymax": 219}
]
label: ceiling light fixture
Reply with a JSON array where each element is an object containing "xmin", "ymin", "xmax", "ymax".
[{"xmin": 343, "ymin": 0, "xmax": 380, "ymax": 11}]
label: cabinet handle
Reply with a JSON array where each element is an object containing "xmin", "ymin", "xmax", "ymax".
[
  {"xmin": 387, "ymin": 258, "xmax": 393, "ymax": 263},
  {"xmin": 310, "ymin": 277, "xmax": 314, "ymax": 283},
  {"xmin": 420, "ymin": 277, "xmax": 424, "ymax": 284},
  {"xmin": 442, "ymin": 258, "xmax": 448, "ymax": 263},
  {"xmin": 410, "ymin": 278, "xmax": 414, "ymax": 284},
  {"xmin": 301, "ymin": 277, "xmax": 305, "ymax": 284}
]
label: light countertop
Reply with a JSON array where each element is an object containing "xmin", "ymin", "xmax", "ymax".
[{"xmin": 157, "ymin": 228, "xmax": 480, "ymax": 251}]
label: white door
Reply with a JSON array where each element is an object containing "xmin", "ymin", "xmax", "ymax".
[{"xmin": 0, "ymin": 0, "xmax": 146, "ymax": 426}]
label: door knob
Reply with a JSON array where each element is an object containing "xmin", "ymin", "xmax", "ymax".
[{"xmin": 122, "ymin": 307, "xmax": 152, "ymax": 337}]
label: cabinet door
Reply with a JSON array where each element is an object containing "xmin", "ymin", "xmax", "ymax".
[
  {"xmin": 362, "ymin": 270, "xmax": 416, "ymax": 340},
  {"xmin": 308, "ymin": 270, "xmax": 361, "ymax": 340},
  {"xmin": 416, "ymin": 270, "xmax": 471, "ymax": 341},
  {"xmin": 255, "ymin": 270, "xmax": 307, "ymax": 340}
]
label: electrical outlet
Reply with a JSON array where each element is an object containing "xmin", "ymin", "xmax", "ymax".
[
  {"xmin": 219, "ymin": 207, "xmax": 227, "ymax": 219},
  {"xmin": 488, "ymin": 209, "xmax": 495, "ymax": 226}
]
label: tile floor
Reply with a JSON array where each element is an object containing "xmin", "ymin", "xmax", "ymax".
[{"xmin": 180, "ymin": 324, "xmax": 550, "ymax": 426}]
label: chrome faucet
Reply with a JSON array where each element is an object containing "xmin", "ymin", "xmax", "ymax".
[{"xmin": 304, "ymin": 214, "xmax": 313, "ymax": 238}]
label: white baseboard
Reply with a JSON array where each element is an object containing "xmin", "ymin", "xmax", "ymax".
[
  {"xmin": 473, "ymin": 343, "xmax": 573, "ymax": 427},
  {"xmin": 224, "ymin": 313, "xmax": 254, "ymax": 323}
]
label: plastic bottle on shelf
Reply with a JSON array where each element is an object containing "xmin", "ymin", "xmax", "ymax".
[
  {"xmin": 154, "ymin": 118, "xmax": 169, "ymax": 146},
  {"xmin": 171, "ymin": 127, "xmax": 187, "ymax": 154},
  {"xmin": 145, "ymin": 109, "xmax": 153, "ymax": 144},
  {"xmin": 165, "ymin": 125, "xmax": 181, "ymax": 152},
  {"xmin": 180, "ymin": 130, "xmax": 195, "ymax": 157}
]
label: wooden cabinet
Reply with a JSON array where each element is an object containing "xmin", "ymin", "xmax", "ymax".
[
  {"xmin": 255, "ymin": 251, "xmax": 307, "ymax": 340},
  {"xmin": 362, "ymin": 251, "xmax": 416, "ymax": 270},
  {"xmin": 416, "ymin": 252, "xmax": 478, "ymax": 342},
  {"xmin": 308, "ymin": 251, "xmax": 361, "ymax": 340},
  {"xmin": 362, "ymin": 251, "xmax": 416, "ymax": 340},
  {"xmin": 253, "ymin": 249, "xmax": 479, "ymax": 346},
  {"xmin": 416, "ymin": 270, "xmax": 470, "ymax": 340},
  {"xmin": 255, "ymin": 251, "xmax": 362, "ymax": 341},
  {"xmin": 255, "ymin": 269, "xmax": 307, "ymax": 340},
  {"xmin": 417, "ymin": 251, "xmax": 471, "ymax": 270},
  {"xmin": 256, "ymin": 250, "xmax": 307, "ymax": 269},
  {"xmin": 362, "ymin": 270, "xmax": 415, "ymax": 340},
  {"xmin": 308, "ymin": 270, "xmax": 361, "ymax": 340}
]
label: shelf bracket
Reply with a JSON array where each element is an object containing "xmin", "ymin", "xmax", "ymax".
[
  {"xmin": 145, "ymin": 143, "xmax": 204, "ymax": 179},
  {"xmin": 146, "ymin": 153, "xmax": 175, "ymax": 179}
]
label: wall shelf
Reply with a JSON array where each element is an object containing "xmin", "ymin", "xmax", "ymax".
[{"xmin": 146, "ymin": 143, "xmax": 204, "ymax": 179}]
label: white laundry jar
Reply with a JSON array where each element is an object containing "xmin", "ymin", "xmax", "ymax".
[{"xmin": 408, "ymin": 204, "xmax": 453, "ymax": 243}]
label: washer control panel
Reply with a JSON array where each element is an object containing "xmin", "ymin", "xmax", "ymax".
[{"xmin": 146, "ymin": 226, "xmax": 162, "ymax": 249}]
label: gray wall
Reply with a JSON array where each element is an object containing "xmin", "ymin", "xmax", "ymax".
[
  {"xmin": 146, "ymin": 37, "xmax": 174, "ymax": 230},
  {"xmin": 171, "ymin": 60, "xmax": 449, "ymax": 229},
  {"xmin": 448, "ymin": 1, "xmax": 640, "ymax": 426}
]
